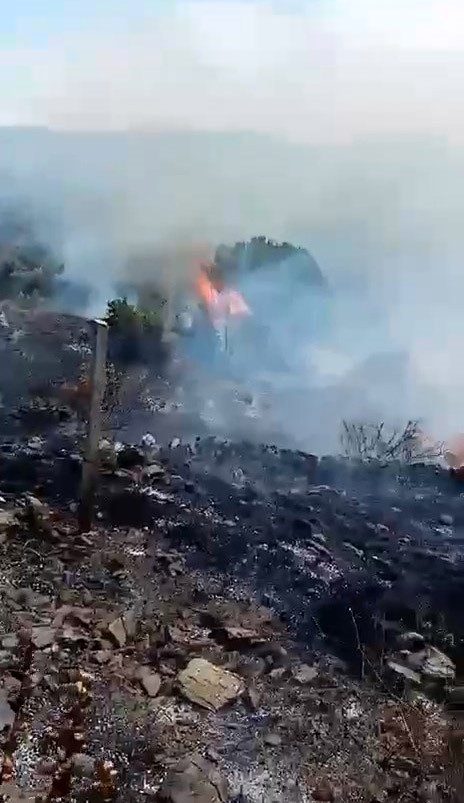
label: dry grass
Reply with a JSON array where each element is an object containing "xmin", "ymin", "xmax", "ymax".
[{"xmin": 340, "ymin": 420, "xmax": 444, "ymax": 463}]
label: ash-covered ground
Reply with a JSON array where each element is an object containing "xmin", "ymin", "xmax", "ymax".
[{"xmin": 0, "ymin": 305, "xmax": 463, "ymax": 803}]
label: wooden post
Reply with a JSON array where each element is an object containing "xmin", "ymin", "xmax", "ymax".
[{"xmin": 78, "ymin": 318, "xmax": 108, "ymax": 532}]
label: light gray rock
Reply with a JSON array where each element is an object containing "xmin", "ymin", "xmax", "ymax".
[
  {"xmin": 177, "ymin": 659, "xmax": 244, "ymax": 711},
  {"xmin": 156, "ymin": 755, "xmax": 228, "ymax": 802}
]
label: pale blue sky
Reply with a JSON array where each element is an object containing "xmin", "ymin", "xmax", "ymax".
[
  {"xmin": 0, "ymin": 0, "xmax": 462, "ymax": 140},
  {"xmin": 0, "ymin": 0, "xmax": 166, "ymax": 40}
]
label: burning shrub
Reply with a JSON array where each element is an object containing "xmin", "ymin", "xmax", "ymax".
[{"xmin": 340, "ymin": 420, "xmax": 444, "ymax": 463}]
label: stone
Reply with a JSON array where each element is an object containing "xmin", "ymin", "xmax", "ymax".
[
  {"xmin": 312, "ymin": 780, "xmax": 334, "ymax": 802},
  {"xmin": 137, "ymin": 668, "xmax": 162, "ymax": 698},
  {"xmin": 247, "ymin": 687, "xmax": 261, "ymax": 710},
  {"xmin": 0, "ymin": 510, "xmax": 16, "ymax": 530},
  {"xmin": 94, "ymin": 650, "xmax": 112, "ymax": 665},
  {"xmin": 122, "ymin": 609, "xmax": 137, "ymax": 640},
  {"xmin": 0, "ymin": 690, "xmax": 15, "ymax": 731},
  {"xmin": 31, "ymin": 627, "xmax": 56, "ymax": 649},
  {"xmin": 292, "ymin": 664, "xmax": 318, "ymax": 684},
  {"xmin": 2, "ymin": 634, "xmax": 18, "ymax": 650},
  {"xmin": 107, "ymin": 617, "xmax": 126, "ymax": 648},
  {"xmin": 269, "ymin": 667, "xmax": 287, "ymax": 681},
  {"xmin": 421, "ymin": 647, "xmax": 455, "ymax": 682},
  {"xmin": 397, "ymin": 632, "xmax": 426, "ymax": 652},
  {"xmin": 214, "ymin": 626, "xmax": 265, "ymax": 647},
  {"xmin": 264, "ymin": 732, "xmax": 282, "ymax": 746},
  {"xmin": 141, "ymin": 433, "xmax": 157, "ymax": 450},
  {"xmin": 143, "ymin": 463, "xmax": 165, "ymax": 479},
  {"xmin": 3, "ymin": 676, "xmax": 21, "ymax": 696},
  {"xmin": 156, "ymin": 754, "xmax": 228, "ymax": 802},
  {"xmin": 439, "ymin": 513, "xmax": 454, "ymax": 526},
  {"xmin": 177, "ymin": 659, "xmax": 244, "ymax": 712},
  {"xmin": 25, "ymin": 495, "xmax": 49, "ymax": 518},
  {"xmin": 72, "ymin": 753, "xmax": 96, "ymax": 778},
  {"xmin": 387, "ymin": 660, "xmax": 421, "ymax": 685}
]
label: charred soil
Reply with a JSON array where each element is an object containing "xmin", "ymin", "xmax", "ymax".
[{"xmin": 0, "ymin": 306, "xmax": 462, "ymax": 802}]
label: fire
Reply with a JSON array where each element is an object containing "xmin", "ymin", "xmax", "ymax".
[
  {"xmin": 195, "ymin": 269, "xmax": 220, "ymax": 311},
  {"xmin": 195, "ymin": 266, "xmax": 251, "ymax": 324},
  {"xmin": 444, "ymin": 433, "xmax": 464, "ymax": 469}
]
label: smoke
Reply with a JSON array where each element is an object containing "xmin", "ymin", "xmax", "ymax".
[{"xmin": 0, "ymin": 0, "xmax": 463, "ymax": 449}]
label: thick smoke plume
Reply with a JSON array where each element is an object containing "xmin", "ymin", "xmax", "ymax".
[{"xmin": 0, "ymin": 0, "xmax": 463, "ymax": 451}]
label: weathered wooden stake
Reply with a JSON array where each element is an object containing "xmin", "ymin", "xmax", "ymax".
[{"xmin": 78, "ymin": 318, "xmax": 108, "ymax": 532}]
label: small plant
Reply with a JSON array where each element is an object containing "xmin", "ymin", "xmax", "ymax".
[
  {"xmin": 105, "ymin": 297, "xmax": 164, "ymax": 366},
  {"xmin": 340, "ymin": 419, "xmax": 444, "ymax": 463},
  {"xmin": 105, "ymin": 297, "xmax": 161, "ymax": 334}
]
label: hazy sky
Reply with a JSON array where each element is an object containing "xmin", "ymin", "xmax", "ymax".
[{"xmin": 1, "ymin": 0, "xmax": 463, "ymax": 142}]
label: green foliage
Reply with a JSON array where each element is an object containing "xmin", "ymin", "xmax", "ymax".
[
  {"xmin": 214, "ymin": 236, "xmax": 326, "ymax": 286},
  {"xmin": 0, "ymin": 252, "xmax": 64, "ymax": 302},
  {"xmin": 104, "ymin": 297, "xmax": 166, "ymax": 366},
  {"xmin": 105, "ymin": 297, "xmax": 162, "ymax": 334},
  {"xmin": 0, "ymin": 206, "xmax": 65, "ymax": 303}
]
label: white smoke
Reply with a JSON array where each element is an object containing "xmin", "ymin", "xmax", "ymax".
[{"xmin": 0, "ymin": 0, "xmax": 463, "ymax": 448}]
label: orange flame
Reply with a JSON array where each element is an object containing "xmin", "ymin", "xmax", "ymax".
[
  {"xmin": 195, "ymin": 269, "xmax": 220, "ymax": 311},
  {"xmin": 444, "ymin": 433, "xmax": 464, "ymax": 469},
  {"xmin": 195, "ymin": 267, "xmax": 251, "ymax": 322}
]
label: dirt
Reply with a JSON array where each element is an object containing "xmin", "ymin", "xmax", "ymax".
[{"xmin": 0, "ymin": 306, "xmax": 462, "ymax": 802}]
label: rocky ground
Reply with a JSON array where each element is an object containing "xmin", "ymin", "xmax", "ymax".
[{"xmin": 0, "ymin": 305, "xmax": 463, "ymax": 802}]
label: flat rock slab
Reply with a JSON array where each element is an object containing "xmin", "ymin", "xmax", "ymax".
[
  {"xmin": 137, "ymin": 668, "xmax": 162, "ymax": 698},
  {"xmin": 177, "ymin": 658, "xmax": 244, "ymax": 711},
  {"xmin": 0, "ymin": 689, "xmax": 15, "ymax": 730},
  {"xmin": 31, "ymin": 627, "xmax": 56, "ymax": 649},
  {"xmin": 156, "ymin": 755, "xmax": 228, "ymax": 803},
  {"xmin": 0, "ymin": 510, "xmax": 16, "ymax": 529},
  {"xmin": 292, "ymin": 664, "xmax": 319, "ymax": 684}
]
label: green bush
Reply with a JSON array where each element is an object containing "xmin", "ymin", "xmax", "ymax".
[
  {"xmin": 105, "ymin": 297, "xmax": 161, "ymax": 333},
  {"xmin": 105, "ymin": 297, "xmax": 165, "ymax": 365}
]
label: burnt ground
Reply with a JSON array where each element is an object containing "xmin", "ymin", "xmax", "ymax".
[{"xmin": 0, "ymin": 306, "xmax": 463, "ymax": 802}]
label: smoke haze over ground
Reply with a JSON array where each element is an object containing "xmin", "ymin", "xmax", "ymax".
[{"xmin": 0, "ymin": 0, "xmax": 463, "ymax": 450}]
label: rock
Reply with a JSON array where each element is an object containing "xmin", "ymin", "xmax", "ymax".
[
  {"xmin": 137, "ymin": 668, "xmax": 162, "ymax": 698},
  {"xmin": 0, "ymin": 650, "xmax": 16, "ymax": 670},
  {"xmin": 422, "ymin": 647, "xmax": 455, "ymax": 682},
  {"xmin": 72, "ymin": 753, "xmax": 96, "ymax": 778},
  {"xmin": 107, "ymin": 617, "xmax": 126, "ymax": 648},
  {"xmin": 156, "ymin": 754, "xmax": 228, "ymax": 802},
  {"xmin": 31, "ymin": 627, "xmax": 56, "ymax": 649},
  {"xmin": 397, "ymin": 632, "xmax": 426, "ymax": 652},
  {"xmin": 143, "ymin": 463, "xmax": 165, "ymax": 479},
  {"xmin": 141, "ymin": 433, "xmax": 157, "ymax": 450},
  {"xmin": 2, "ymin": 634, "xmax": 18, "ymax": 650},
  {"xmin": 264, "ymin": 732, "xmax": 282, "ymax": 746},
  {"xmin": 0, "ymin": 690, "xmax": 15, "ymax": 731},
  {"xmin": 177, "ymin": 659, "xmax": 244, "ymax": 711},
  {"xmin": 269, "ymin": 667, "xmax": 287, "ymax": 681},
  {"xmin": 312, "ymin": 780, "xmax": 335, "ymax": 802},
  {"xmin": 94, "ymin": 650, "xmax": 112, "ymax": 665},
  {"xmin": 292, "ymin": 664, "xmax": 318, "ymax": 684},
  {"xmin": 247, "ymin": 687, "xmax": 261, "ymax": 710},
  {"xmin": 439, "ymin": 513, "xmax": 454, "ymax": 526},
  {"xmin": 122, "ymin": 609, "xmax": 137, "ymax": 640},
  {"xmin": 387, "ymin": 661, "xmax": 421, "ymax": 685},
  {"xmin": 4, "ymin": 675, "xmax": 21, "ymax": 696},
  {"xmin": 213, "ymin": 626, "xmax": 265, "ymax": 648},
  {"xmin": 0, "ymin": 510, "xmax": 16, "ymax": 531},
  {"xmin": 205, "ymin": 748, "xmax": 221, "ymax": 764}
]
